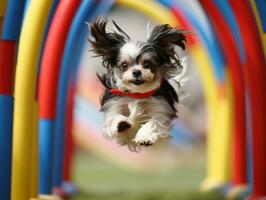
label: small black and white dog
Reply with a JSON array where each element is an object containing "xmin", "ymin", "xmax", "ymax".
[{"xmin": 88, "ymin": 17, "xmax": 187, "ymax": 151}]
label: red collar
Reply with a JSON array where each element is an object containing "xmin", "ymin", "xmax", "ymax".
[{"xmin": 110, "ymin": 80, "xmax": 164, "ymax": 99}]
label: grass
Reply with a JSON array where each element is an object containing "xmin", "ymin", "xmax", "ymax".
[{"xmin": 71, "ymin": 147, "xmax": 224, "ymax": 200}]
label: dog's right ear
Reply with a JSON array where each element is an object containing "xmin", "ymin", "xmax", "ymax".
[
  {"xmin": 148, "ymin": 24, "xmax": 187, "ymax": 54},
  {"xmin": 88, "ymin": 16, "xmax": 129, "ymax": 68}
]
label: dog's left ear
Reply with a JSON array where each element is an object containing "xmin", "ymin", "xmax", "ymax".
[
  {"xmin": 147, "ymin": 24, "xmax": 187, "ymax": 56},
  {"xmin": 88, "ymin": 17, "xmax": 130, "ymax": 68}
]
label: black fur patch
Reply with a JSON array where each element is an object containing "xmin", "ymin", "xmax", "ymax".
[
  {"xmin": 100, "ymin": 89, "xmax": 116, "ymax": 107},
  {"xmin": 148, "ymin": 24, "xmax": 186, "ymax": 52},
  {"xmin": 154, "ymin": 80, "xmax": 178, "ymax": 113},
  {"xmin": 147, "ymin": 24, "xmax": 187, "ymax": 72}
]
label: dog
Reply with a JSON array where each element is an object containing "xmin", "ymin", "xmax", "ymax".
[{"xmin": 88, "ymin": 16, "xmax": 187, "ymax": 151}]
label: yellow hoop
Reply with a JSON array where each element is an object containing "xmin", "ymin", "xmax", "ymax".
[{"xmin": 11, "ymin": 1, "xmax": 53, "ymax": 200}]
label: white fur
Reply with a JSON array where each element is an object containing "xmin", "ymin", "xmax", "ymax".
[
  {"xmin": 102, "ymin": 96, "xmax": 174, "ymax": 151},
  {"xmin": 120, "ymin": 42, "xmax": 140, "ymax": 60}
]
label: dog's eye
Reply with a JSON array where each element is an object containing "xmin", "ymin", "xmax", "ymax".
[
  {"xmin": 120, "ymin": 63, "xmax": 128, "ymax": 71},
  {"xmin": 143, "ymin": 62, "xmax": 152, "ymax": 69}
]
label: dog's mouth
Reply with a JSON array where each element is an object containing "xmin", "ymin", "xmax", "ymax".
[{"xmin": 131, "ymin": 79, "xmax": 145, "ymax": 85}]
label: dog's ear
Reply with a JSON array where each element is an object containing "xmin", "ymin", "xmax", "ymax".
[
  {"xmin": 88, "ymin": 17, "xmax": 130, "ymax": 68},
  {"xmin": 147, "ymin": 24, "xmax": 187, "ymax": 56},
  {"xmin": 148, "ymin": 24, "xmax": 189, "ymax": 75}
]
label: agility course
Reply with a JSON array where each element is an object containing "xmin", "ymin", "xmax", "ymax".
[{"xmin": 0, "ymin": 0, "xmax": 265, "ymax": 200}]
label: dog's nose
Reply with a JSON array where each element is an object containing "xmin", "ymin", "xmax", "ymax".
[{"xmin": 132, "ymin": 70, "xmax": 141, "ymax": 77}]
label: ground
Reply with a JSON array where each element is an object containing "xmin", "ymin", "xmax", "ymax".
[{"xmin": 71, "ymin": 146, "xmax": 224, "ymax": 200}]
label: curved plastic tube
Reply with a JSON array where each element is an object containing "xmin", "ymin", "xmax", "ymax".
[
  {"xmin": 53, "ymin": 0, "xmax": 112, "ymax": 187},
  {"xmin": 0, "ymin": 1, "xmax": 25, "ymax": 200},
  {"xmin": 38, "ymin": 0, "xmax": 81, "ymax": 194},
  {"xmin": 229, "ymin": 0, "xmax": 266, "ymax": 198},
  {"xmin": 214, "ymin": 0, "xmax": 249, "ymax": 192},
  {"xmin": 247, "ymin": 0, "xmax": 266, "ymax": 191},
  {"xmin": 11, "ymin": 1, "xmax": 53, "ymax": 200},
  {"xmin": 201, "ymin": 0, "xmax": 247, "ymax": 190}
]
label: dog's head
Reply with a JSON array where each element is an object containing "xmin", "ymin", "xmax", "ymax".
[{"xmin": 88, "ymin": 17, "xmax": 187, "ymax": 93}]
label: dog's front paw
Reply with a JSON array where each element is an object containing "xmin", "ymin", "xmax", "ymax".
[
  {"xmin": 133, "ymin": 129, "xmax": 158, "ymax": 146},
  {"xmin": 133, "ymin": 134, "xmax": 156, "ymax": 146},
  {"xmin": 103, "ymin": 115, "xmax": 133, "ymax": 139},
  {"xmin": 117, "ymin": 121, "xmax": 131, "ymax": 133}
]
